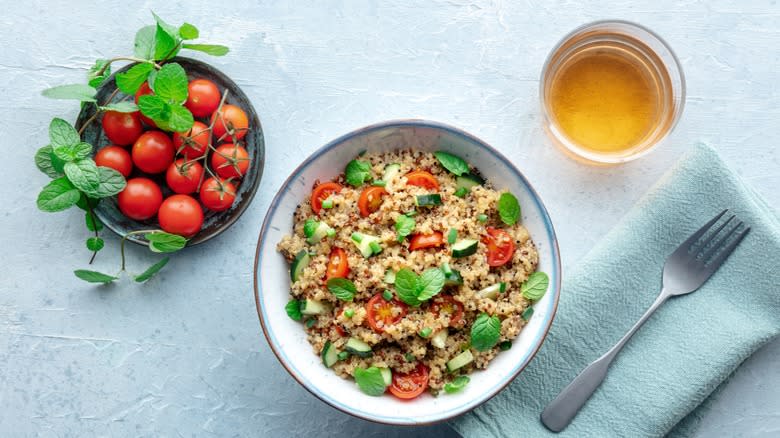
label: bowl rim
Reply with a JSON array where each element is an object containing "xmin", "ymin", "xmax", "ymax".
[
  {"xmin": 253, "ymin": 119, "xmax": 561, "ymax": 426},
  {"xmin": 76, "ymin": 56, "xmax": 265, "ymax": 248}
]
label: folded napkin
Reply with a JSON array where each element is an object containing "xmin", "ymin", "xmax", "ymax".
[{"xmin": 451, "ymin": 143, "xmax": 780, "ymax": 437}]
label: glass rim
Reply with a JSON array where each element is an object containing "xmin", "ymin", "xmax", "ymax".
[{"xmin": 539, "ymin": 19, "xmax": 686, "ymax": 164}]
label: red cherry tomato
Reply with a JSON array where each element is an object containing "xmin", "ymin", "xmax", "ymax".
[
  {"xmin": 165, "ymin": 158, "xmax": 204, "ymax": 194},
  {"xmin": 172, "ymin": 121, "xmax": 209, "ymax": 159},
  {"xmin": 134, "ymin": 82, "xmax": 157, "ymax": 127},
  {"xmin": 357, "ymin": 186, "xmax": 387, "ymax": 217},
  {"xmin": 211, "ymin": 144, "xmax": 250, "ymax": 179},
  {"xmin": 429, "ymin": 295, "xmax": 465, "ymax": 327},
  {"xmin": 158, "ymin": 194, "xmax": 204, "ymax": 237},
  {"xmin": 210, "ymin": 104, "xmax": 248, "ymax": 141},
  {"xmin": 408, "ymin": 231, "xmax": 444, "ymax": 251},
  {"xmin": 325, "ymin": 247, "xmax": 350, "ymax": 281},
  {"xmin": 132, "ymin": 131, "xmax": 175, "ymax": 174},
  {"xmin": 199, "ymin": 177, "xmax": 236, "ymax": 212},
  {"xmin": 185, "ymin": 79, "xmax": 221, "ymax": 118},
  {"xmin": 118, "ymin": 177, "xmax": 163, "ymax": 221},
  {"xmin": 94, "ymin": 145, "xmax": 133, "ymax": 177},
  {"xmin": 102, "ymin": 111, "xmax": 143, "ymax": 146},
  {"xmin": 405, "ymin": 170, "xmax": 439, "ymax": 190},
  {"xmin": 389, "ymin": 363, "xmax": 430, "ymax": 400},
  {"xmin": 310, "ymin": 182, "xmax": 342, "ymax": 215},
  {"xmin": 365, "ymin": 293, "xmax": 408, "ymax": 333},
  {"xmin": 482, "ymin": 226, "xmax": 516, "ymax": 267}
]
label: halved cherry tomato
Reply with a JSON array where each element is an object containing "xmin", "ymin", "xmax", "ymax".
[
  {"xmin": 408, "ymin": 231, "xmax": 444, "ymax": 251},
  {"xmin": 429, "ymin": 295, "xmax": 465, "ymax": 327},
  {"xmin": 366, "ymin": 293, "xmax": 408, "ymax": 333},
  {"xmin": 310, "ymin": 182, "xmax": 342, "ymax": 215},
  {"xmin": 325, "ymin": 247, "xmax": 349, "ymax": 281},
  {"xmin": 482, "ymin": 226, "xmax": 516, "ymax": 267},
  {"xmin": 405, "ymin": 170, "xmax": 439, "ymax": 190},
  {"xmin": 389, "ymin": 363, "xmax": 430, "ymax": 400},
  {"xmin": 358, "ymin": 186, "xmax": 387, "ymax": 217},
  {"xmin": 334, "ymin": 324, "xmax": 347, "ymax": 337}
]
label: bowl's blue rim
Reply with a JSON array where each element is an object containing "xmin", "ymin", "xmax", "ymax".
[{"xmin": 253, "ymin": 119, "xmax": 561, "ymax": 426}]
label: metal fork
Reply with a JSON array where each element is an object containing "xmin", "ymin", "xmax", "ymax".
[{"xmin": 541, "ymin": 210, "xmax": 750, "ymax": 432}]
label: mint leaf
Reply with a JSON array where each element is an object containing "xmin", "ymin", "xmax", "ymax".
[
  {"xmin": 163, "ymin": 104, "xmax": 194, "ymax": 132},
  {"xmin": 134, "ymin": 25, "xmax": 156, "ymax": 59},
  {"xmin": 151, "ymin": 12, "xmax": 180, "ymax": 37},
  {"xmin": 285, "ymin": 299, "xmax": 303, "ymax": 321},
  {"xmin": 416, "ymin": 268, "xmax": 445, "ymax": 301},
  {"xmin": 138, "ymin": 94, "xmax": 169, "ymax": 120},
  {"xmin": 345, "ymin": 159, "xmax": 372, "ymax": 187},
  {"xmin": 53, "ymin": 142, "xmax": 92, "ymax": 162},
  {"xmin": 394, "ymin": 268, "xmax": 420, "ymax": 306},
  {"xmin": 434, "ymin": 151, "xmax": 470, "ymax": 176},
  {"xmin": 89, "ymin": 167, "xmax": 126, "ymax": 198},
  {"xmin": 153, "ymin": 23, "xmax": 178, "ymax": 60},
  {"xmin": 64, "ymin": 159, "xmax": 101, "ymax": 194},
  {"xmin": 49, "ymin": 118, "xmax": 80, "ymax": 148},
  {"xmin": 76, "ymin": 193, "xmax": 99, "ymax": 211},
  {"xmin": 470, "ymin": 313, "xmax": 501, "ymax": 351},
  {"xmin": 497, "ymin": 192, "xmax": 520, "ymax": 226},
  {"xmin": 179, "ymin": 23, "xmax": 199, "ymax": 40},
  {"xmin": 134, "ymin": 257, "xmax": 170, "ymax": 282},
  {"xmin": 182, "ymin": 43, "xmax": 229, "ymax": 56},
  {"xmin": 85, "ymin": 211, "xmax": 103, "ymax": 232},
  {"xmin": 146, "ymin": 231, "xmax": 187, "ymax": 253},
  {"xmin": 88, "ymin": 59, "xmax": 111, "ymax": 88},
  {"xmin": 74, "ymin": 269, "xmax": 117, "ymax": 283},
  {"xmin": 115, "ymin": 63, "xmax": 153, "ymax": 95},
  {"xmin": 37, "ymin": 177, "xmax": 80, "ymax": 212},
  {"xmin": 41, "ymin": 84, "xmax": 97, "ymax": 102},
  {"xmin": 35, "ymin": 145, "xmax": 63, "ymax": 178},
  {"xmin": 152, "ymin": 63, "xmax": 188, "ymax": 103},
  {"xmin": 521, "ymin": 271, "xmax": 549, "ymax": 301},
  {"xmin": 102, "ymin": 101, "xmax": 139, "ymax": 113},
  {"xmin": 86, "ymin": 237, "xmax": 104, "ymax": 252},
  {"xmin": 444, "ymin": 375, "xmax": 470, "ymax": 394},
  {"xmin": 353, "ymin": 367, "xmax": 387, "ymax": 396},
  {"xmin": 326, "ymin": 278, "xmax": 357, "ymax": 302},
  {"xmin": 394, "ymin": 214, "xmax": 415, "ymax": 242}
]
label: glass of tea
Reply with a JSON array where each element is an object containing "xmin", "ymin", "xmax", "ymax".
[{"xmin": 540, "ymin": 20, "xmax": 685, "ymax": 164}]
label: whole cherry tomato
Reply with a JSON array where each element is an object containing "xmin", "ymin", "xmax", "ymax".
[
  {"xmin": 199, "ymin": 177, "xmax": 236, "ymax": 212},
  {"xmin": 94, "ymin": 145, "xmax": 133, "ymax": 177},
  {"xmin": 118, "ymin": 177, "xmax": 163, "ymax": 221},
  {"xmin": 172, "ymin": 121, "xmax": 209, "ymax": 159},
  {"xmin": 211, "ymin": 144, "xmax": 250, "ymax": 179},
  {"xmin": 132, "ymin": 131, "xmax": 175, "ymax": 174},
  {"xmin": 184, "ymin": 79, "xmax": 221, "ymax": 118},
  {"xmin": 102, "ymin": 111, "xmax": 143, "ymax": 146},
  {"xmin": 158, "ymin": 194, "xmax": 204, "ymax": 237},
  {"xmin": 210, "ymin": 104, "xmax": 248, "ymax": 141},
  {"xmin": 165, "ymin": 158, "xmax": 204, "ymax": 194}
]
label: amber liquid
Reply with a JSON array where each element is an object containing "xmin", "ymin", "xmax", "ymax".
[{"xmin": 548, "ymin": 43, "xmax": 664, "ymax": 153}]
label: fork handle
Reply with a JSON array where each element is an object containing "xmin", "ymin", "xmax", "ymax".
[{"xmin": 540, "ymin": 291, "xmax": 669, "ymax": 432}]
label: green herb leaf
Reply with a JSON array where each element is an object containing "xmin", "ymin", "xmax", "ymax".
[
  {"xmin": 53, "ymin": 142, "xmax": 92, "ymax": 163},
  {"xmin": 64, "ymin": 159, "xmax": 101, "ymax": 194},
  {"xmin": 394, "ymin": 214, "xmax": 415, "ymax": 242},
  {"xmin": 470, "ymin": 313, "xmax": 501, "ymax": 351},
  {"xmin": 353, "ymin": 367, "xmax": 387, "ymax": 396},
  {"xmin": 87, "ymin": 167, "xmax": 126, "ymax": 198},
  {"xmin": 146, "ymin": 231, "xmax": 187, "ymax": 253},
  {"xmin": 37, "ymin": 177, "xmax": 80, "ymax": 212},
  {"xmin": 153, "ymin": 23, "xmax": 178, "ymax": 60},
  {"xmin": 153, "ymin": 63, "xmax": 188, "ymax": 103},
  {"xmin": 85, "ymin": 211, "xmax": 103, "ymax": 231},
  {"xmin": 182, "ymin": 43, "xmax": 229, "ymax": 56},
  {"xmin": 497, "ymin": 192, "xmax": 520, "ymax": 226},
  {"xmin": 499, "ymin": 340, "xmax": 512, "ymax": 351},
  {"xmin": 444, "ymin": 375, "xmax": 470, "ymax": 394},
  {"xmin": 134, "ymin": 257, "xmax": 170, "ymax": 282},
  {"xmin": 285, "ymin": 299, "xmax": 303, "ymax": 321},
  {"xmin": 521, "ymin": 271, "xmax": 549, "ymax": 301},
  {"xmin": 76, "ymin": 193, "xmax": 99, "ymax": 211},
  {"xmin": 179, "ymin": 23, "xmax": 199, "ymax": 40},
  {"xmin": 434, "ymin": 151, "xmax": 470, "ymax": 176},
  {"xmin": 74, "ymin": 269, "xmax": 117, "ymax": 283},
  {"xmin": 138, "ymin": 94, "xmax": 169, "ymax": 120},
  {"xmin": 326, "ymin": 278, "xmax": 357, "ymax": 302},
  {"xmin": 49, "ymin": 118, "xmax": 80, "ymax": 149},
  {"xmin": 88, "ymin": 59, "xmax": 111, "ymax": 88},
  {"xmin": 416, "ymin": 268, "xmax": 445, "ymax": 301},
  {"xmin": 35, "ymin": 145, "xmax": 63, "ymax": 178},
  {"xmin": 102, "ymin": 101, "xmax": 139, "ymax": 113},
  {"xmin": 161, "ymin": 104, "xmax": 194, "ymax": 132},
  {"xmin": 115, "ymin": 63, "xmax": 154, "ymax": 95},
  {"xmin": 41, "ymin": 84, "xmax": 97, "ymax": 102},
  {"xmin": 394, "ymin": 268, "xmax": 421, "ymax": 306},
  {"xmin": 134, "ymin": 25, "xmax": 156, "ymax": 59},
  {"xmin": 344, "ymin": 159, "xmax": 372, "ymax": 187},
  {"xmin": 86, "ymin": 237, "xmax": 104, "ymax": 252}
]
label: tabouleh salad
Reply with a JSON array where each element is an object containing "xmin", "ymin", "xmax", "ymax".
[{"xmin": 276, "ymin": 149, "xmax": 548, "ymax": 399}]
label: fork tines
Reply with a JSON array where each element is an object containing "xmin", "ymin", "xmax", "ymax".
[{"xmin": 690, "ymin": 209, "xmax": 751, "ymax": 267}]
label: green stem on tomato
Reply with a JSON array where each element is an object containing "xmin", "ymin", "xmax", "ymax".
[{"xmin": 195, "ymin": 89, "xmax": 230, "ymax": 192}]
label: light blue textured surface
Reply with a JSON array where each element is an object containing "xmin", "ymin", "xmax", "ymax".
[
  {"xmin": 452, "ymin": 144, "xmax": 780, "ymax": 437},
  {"xmin": 1, "ymin": 1, "xmax": 778, "ymax": 437}
]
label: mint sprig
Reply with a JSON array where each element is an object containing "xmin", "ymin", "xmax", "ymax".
[
  {"xmin": 394, "ymin": 267, "xmax": 445, "ymax": 306},
  {"xmin": 470, "ymin": 313, "xmax": 501, "ymax": 351}
]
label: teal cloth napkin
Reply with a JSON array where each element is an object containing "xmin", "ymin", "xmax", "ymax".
[{"xmin": 451, "ymin": 143, "xmax": 780, "ymax": 437}]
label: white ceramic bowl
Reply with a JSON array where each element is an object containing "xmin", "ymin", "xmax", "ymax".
[{"xmin": 254, "ymin": 120, "xmax": 561, "ymax": 425}]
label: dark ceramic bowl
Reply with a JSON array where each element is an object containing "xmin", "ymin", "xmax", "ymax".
[{"xmin": 76, "ymin": 57, "xmax": 264, "ymax": 247}]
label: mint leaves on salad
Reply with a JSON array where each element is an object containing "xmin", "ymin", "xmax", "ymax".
[
  {"xmin": 345, "ymin": 159, "xmax": 372, "ymax": 187},
  {"xmin": 434, "ymin": 151, "xmax": 470, "ymax": 176},
  {"xmin": 470, "ymin": 312, "xmax": 501, "ymax": 351},
  {"xmin": 394, "ymin": 267, "xmax": 445, "ymax": 307},
  {"xmin": 497, "ymin": 192, "xmax": 520, "ymax": 226},
  {"xmin": 521, "ymin": 271, "xmax": 549, "ymax": 301},
  {"xmin": 354, "ymin": 366, "xmax": 389, "ymax": 396}
]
